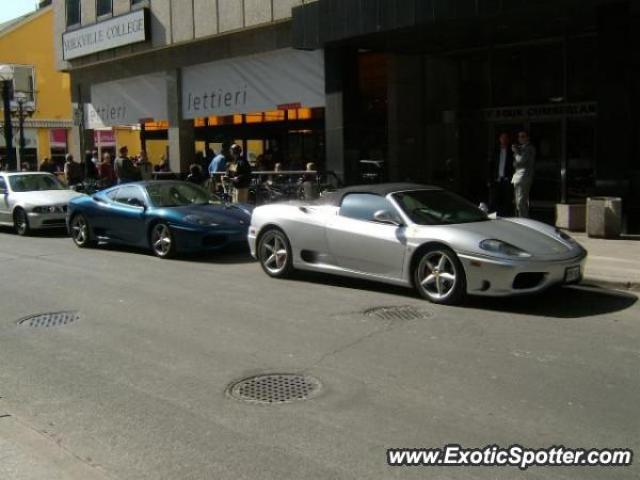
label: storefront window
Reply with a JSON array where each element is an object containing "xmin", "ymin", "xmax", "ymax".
[
  {"xmin": 492, "ymin": 43, "xmax": 564, "ymax": 106},
  {"xmin": 567, "ymin": 36, "xmax": 598, "ymax": 101},
  {"xmin": 66, "ymin": 0, "xmax": 81, "ymax": 26},
  {"xmin": 97, "ymin": 0, "xmax": 112, "ymax": 17}
]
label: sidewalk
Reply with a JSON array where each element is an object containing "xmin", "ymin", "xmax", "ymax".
[{"xmin": 570, "ymin": 232, "xmax": 640, "ymax": 292}]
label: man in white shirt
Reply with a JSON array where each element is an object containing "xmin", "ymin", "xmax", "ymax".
[{"xmin": 511, "ymin": 131, "xmax": 536, "ymax": 218}]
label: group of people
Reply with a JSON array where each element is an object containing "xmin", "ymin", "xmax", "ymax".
[
  {"xmin": 488, "ymin": 130, "xmax": 536, "ymax": 218},
  {"xmin": 46, "ymin": 147, "xmax": 172, "ymax": 188},
  {"xmin": 205, "ymin": 142, "xmax": 254, "ymax": 203}
]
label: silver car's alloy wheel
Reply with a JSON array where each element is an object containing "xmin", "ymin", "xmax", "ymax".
[
  {"xmin": 70, "ymin": 215, "xmax": 90, "ymax": 247},
  {"xmin": 417, "ymin": 250, "xmax": 458, "ymax": 301},
  {"xmin": 14, "ymin": 208, "xmax": 30, "ymax": 236},
  {"xmin": 259, "ymin": 230, "xmax": 291, "ymax": 277},
  {"xmin": 151, "ymin": 223, "xmax": 173, "ymax": 258}
]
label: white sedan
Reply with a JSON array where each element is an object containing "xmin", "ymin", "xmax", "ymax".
[{"xmin": 0, "ymin": 172, "xmax": 83, "ymax": 235}]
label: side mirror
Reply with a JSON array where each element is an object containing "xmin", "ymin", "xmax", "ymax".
[
  {"xmin": 373, "ymin": 209, "xmax": 402, "ymax": 226},
  {"xmin": 0, "ymin": 188, "xmax": 6, "ymax": 195}
]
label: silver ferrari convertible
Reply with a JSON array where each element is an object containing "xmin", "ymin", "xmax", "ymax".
[{"xmin": 248, "ymin": 183, "xmax": 587, "ymax": 305}]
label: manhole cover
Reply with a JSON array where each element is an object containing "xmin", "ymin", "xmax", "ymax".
[
  {"xmin": 227, "ymin": 374, "xmax": 322, "ymax": 404},
  {"xmin": 364, "ymin": 305, "xmax": 431, "ymax": 321},
  {"xmin": 17, "ymin": 311, "xmax": 80, "ymax": 328}
]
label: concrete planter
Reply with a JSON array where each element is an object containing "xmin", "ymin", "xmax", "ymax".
[
  {"xmin": 587, "ymin": 197, "xmax": 623, "ymax": 238},
  {"xmin": 555, "ymin": 203, "xmax": 586, "ymax": 231}
]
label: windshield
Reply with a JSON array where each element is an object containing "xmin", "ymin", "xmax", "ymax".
[
  {"xmin": 8, "ymin": 174, "xmax": 65, "ymax": 192},
  {"xmin": 393, "ymin": 190, "xmax": 488, "ymax": 225},
  {"xmin": 145, "ymin": 182, "xmax": 222, "ymax": 208}
]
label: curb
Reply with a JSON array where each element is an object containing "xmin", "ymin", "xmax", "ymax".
[{"xmin": 581, "ymin": 277, "xmax": 640, "ymax": 293}]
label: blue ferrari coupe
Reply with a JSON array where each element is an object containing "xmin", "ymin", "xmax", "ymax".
[{"xmin": 67, "ymin": 181, "xmax": 252, "ymax": 258}]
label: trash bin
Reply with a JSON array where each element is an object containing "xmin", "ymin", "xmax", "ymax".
[{"xmin": 586, "ymin": 197, "xmax": 622, "ymax": 238}]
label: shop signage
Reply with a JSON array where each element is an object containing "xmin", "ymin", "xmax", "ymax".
[
  {"xmin": 94, "ymin": 129, "xmax": 116, "ymax": 147},
  {"xmin": 62, "ymin": 9, "xmax": 149, "ymax": 61},
  {"xmin": 482, "ymin": 102, "xmax": 597, "ymax": 121},
  {"xmin": 182, "ymin": 48, "xmax": 325, "ymax": 119},
  {"xmin": 0, "ymin": 128, "xmax": 37, "ymax": 148},
  {"xmin": 49, "ymin": 129, "xmax": 68, "ymax": 148},
  {"xmin": 87, "ymin": 72, "xmax": 168, "ymax": 128}
]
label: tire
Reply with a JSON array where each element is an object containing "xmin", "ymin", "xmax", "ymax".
[
  {"xmin": 413, "ymin": 246, "xmax": 467, "ymax": 305},
  {"xmin": 13, "ymin": 208, "xmax": 31, "ymax": 236},
  {"xmin": 257, "ymin": 228, "xmax": 294, "ymax": 278},
  {"xmin": 69, "ymin": 213, "xmax": 95, "ymax": 248},
  {"xmin": 150, "ymin": 222, "xmax": 176, "ymax": 259}
]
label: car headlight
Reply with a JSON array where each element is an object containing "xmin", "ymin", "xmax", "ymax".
[
  {"xmin": 479, "ymin": 239, "xmax": 531, "ymax": 258},
  {"xmin": 184, "ymin": 215, "xmax": 218, "ymax": 227}
]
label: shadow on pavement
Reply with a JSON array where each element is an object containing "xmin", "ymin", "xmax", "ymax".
[
  {"xmin": 293, "ymin": 271, "xmax": 637, "ymax": 318},
  {"xmin": 464, "ymin": 285, "xmax": 637, "ymax": 318},
  {"xmin": 96, "ymin": 242, "xmax": 255, "ymax": 264}
]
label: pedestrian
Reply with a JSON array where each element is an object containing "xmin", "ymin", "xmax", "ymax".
[
  {"xmin": 98, "ymin": 152, "xmax": 116, "ymax": 188},
  {"xmin": 114, "ymin": 146, "xmax": 137, "ymax": 184},
  {"xmin": 511, "ymin": 131, "xmax": 536, "ymax": 218},
  {"xmin": 63, "ymin": 153, "xmax": 83, "ymax": 186},
  {"xmin": 228, "ymin": 143, "xmax": 252, "ymax": 203},
  {"xmin": 84, "ymin": 150, "xmax": 98, "ymax": 180},
  {"xmin": 208, "ymin": 141, "xmax": 230, "ymax": 192},
  {"xmin": 186, "ymin": 164, "xmax": 205, "ymax": 185},
  {"xmin": 154, "ymin": 154, "xmax": 171, "ymax": 173},
  {"xmin": 300, "ymin": 162, "xmax": 319, "ymax": 200},
  {"xmin": 488, "ymin": 132, "xmax": 515, "ymax": 216},
  {"xmin": 90, "ymin": 149, "xmax": 99, "ymax": 166},
  {"xmin": 136, "ymin": 150, "xmax": 153, "ymax": 181},
  {"xmin": 39, "ymin": 157, "xmax": 55, "ymax": 173}
]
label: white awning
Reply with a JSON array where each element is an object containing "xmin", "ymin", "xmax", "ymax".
[
  {"xmin": 181, "ymin": 48, "xmax": 325, "ymax": 119},
  {"xmin": 88, "ymin": 72, "xmax": 167, "ymax": 128}
]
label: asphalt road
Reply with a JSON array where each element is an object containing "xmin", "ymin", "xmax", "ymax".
[{"xmin": 0, "ymin": 228, "xmax": 638, "ymax": 480}]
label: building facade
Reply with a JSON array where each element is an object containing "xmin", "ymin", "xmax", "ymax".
[
  {"xmin": 292, "ymin": 0, "xmax": 640, "ymax": 230},
  {"xmin": 53, "ymin": 0, "xmax": 640, "ymax": 230},
  {"xmin": 1, "ymin": 4, "xmax": 74, "ymax": 171},
  {"xmin": 53, "ymin": 0, "xmax": 323, "ymax": 171}
]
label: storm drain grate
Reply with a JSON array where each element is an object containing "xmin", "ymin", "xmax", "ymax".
[
  {"xmin": 364, "ymin": 305, "xmax": 432, "ymax": 321},
  {"xmin": 17, "ymin": 311, "xmax": 80, "ymax": 328},
  {"xmin": 227, "ymin": 374, "xmax": 322, "ymax": 404}
]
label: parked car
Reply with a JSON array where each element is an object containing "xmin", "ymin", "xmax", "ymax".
[
  {"xmin": 67, "ymin": 181, "xmax": 252, "ymax": 258},
  {"xmin": 0, "ymin": 172, "xmax": 84, "ymax": 235},
  {"xmin": 248, "ymin": 183, "xmax": 587, "ymax": 305}
]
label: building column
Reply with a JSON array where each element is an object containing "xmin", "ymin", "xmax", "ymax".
[
  {"xmin": 387, "ymin": 54, "xmax": 424, "ymax": 182},
  {"xmin": 166, "ymin": 69, "xmax": 193, "ymax": 174},
  {"xmin": 595, "ymin": 1, "xmax": 631, "ymax": 193},
  {"xmin": 324, "ymin": 48, "xmax": 359, "ymax": 184}
]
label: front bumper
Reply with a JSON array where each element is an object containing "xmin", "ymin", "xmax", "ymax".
[
  {"xmin": 459, "ymin": 250, "xmax": 588, "ymax": 297},
  {"xmin": 27, "ymin": 211, "xmax": 67, "ymax": 230},
  {"xmin": 171, "ymin": 224, "xmax": 249, "ymax": 253}
]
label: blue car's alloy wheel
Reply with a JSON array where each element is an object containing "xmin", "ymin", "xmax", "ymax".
[
  {"xmin": 70, "ymin": 214, "xmax": 94, "ymax": 248},
  {"xmin": 150, "ymin": 223, "xmax": 175, "ymax": 258}
]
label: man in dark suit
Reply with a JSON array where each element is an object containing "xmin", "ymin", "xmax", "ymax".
[{"xmin": 488, "ymin": 132, "xmax": 515, "ymax": 216}]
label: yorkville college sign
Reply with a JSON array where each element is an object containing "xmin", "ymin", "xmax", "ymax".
[{"xmin": 62, "ymin": 9, "xmax": 149, "ymax": 61}]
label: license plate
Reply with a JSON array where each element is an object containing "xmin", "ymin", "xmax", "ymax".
[{"xmin": 565, "ymin": 266, "xmax": 581, "ymax": 283}]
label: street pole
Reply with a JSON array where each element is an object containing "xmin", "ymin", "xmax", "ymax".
[
  {"xmin": 77, "ymin": 84, "xmax": 87, "ymax": 179},
  {"xmin": 18, "ymin": 101, "xmax": 25, "ymax": 171},
  {"xmin": 1, "ymin": 80, "xmax": 14, "ymax": 171}
]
